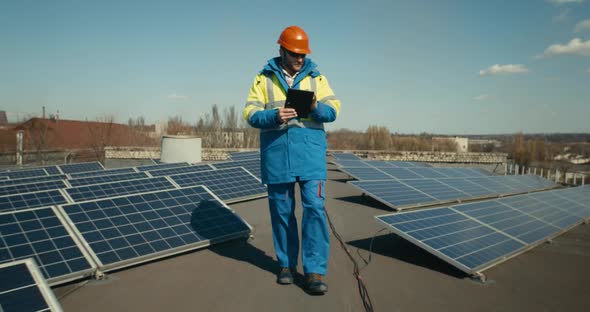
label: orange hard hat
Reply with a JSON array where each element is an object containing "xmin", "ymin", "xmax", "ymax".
[{"xmin": 277, "ymin": 25, "xmax": 311, "ymax": 54}]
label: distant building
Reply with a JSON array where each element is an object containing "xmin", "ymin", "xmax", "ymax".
[
  {"xmin": 469, "ymin": 139, "xmax": 502, "ymax": 148},
  {"xmin": 432, "ymin": 136, "xmax": 469, "ymax": 153}
]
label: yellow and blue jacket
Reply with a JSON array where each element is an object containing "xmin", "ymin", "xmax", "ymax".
[{"xmin": 243, "ymin": 57, "xmax": 341, "ymax": 184}]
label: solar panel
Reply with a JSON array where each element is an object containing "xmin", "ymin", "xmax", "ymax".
[
  {"xmin": 376, "ymin": 186, "xmax": 590, "ymax": 276},
  {"xmin": 408, "ymin": 168, "xmax": 448, "ymax": 179},
  {"xmin": 465, "ymin": 177, "xmax": 515, "ymax": 194},
  {"xmin": 388, "ymin": 161, "xmax": 420, "ymax": 168},
  {"xmin": 334, "ymin": 160, "xmax": 372, "ymax": 168},
  {"xmin": 378, "ymin": 167, "xmax": 424, "ymax": 179},
  {"xmin": 59, "ymin": 186, "xmax": 252, "ymax": 272},
  {"xmin": 229, "ymin": 151, "xmax": 260, "ymax": 161},
  {"xmin": 0, "ymin": 259, "xmax": 64, "ymax": 312},
  {"xmin": 43, "ymin": 166, "xmax": 62, "ymax": 176},
  {"xmin": 437, "ymin": 178, "xmax": 494, "ymax": 198},
  {"xmin": 210, "ymin": 159, "xmax": 261, "ymax": 180},
  {"xmin": 147, "ymin": 164, "xmax": 214, "ymax": 177},
  {"xmin": 339, "ymin": 167, "xmax": 393, "ymax": 180},
  {"xmin": 363, "ymin": 160, "xmax": 396, "ymax": 168},
  {"xmin": 402, "ymin": 179, "xmax": 470, "ymax": 201},
  {"xmin": 0, "ymin": 190, "xmax": 69, "ymax": 213},
  {"xmin": 65, "ymin": 177, "xmax": 176, "ymax": 202},
  {"xmin": 59, "ymin": 162, "xmax": 104, "ymax": 174},
  {"xmin": 350, "ymin": 180, "xmax": 436, "ymax": 209},
  {"xmin": 0, "ymin": 207, "xmax": 96, "ymax": 285},
  {"xmin": 135, "ymin": 162, "xmax": 189, "ymax": 172},
  {"xmin": 0, "ymin": 180, "xmax": 68, "ymax": 197},
  {"xmin": 331, "ymin": 152, "xmax": 361, "ymax": 160},
  {"xmin": 68, "ymin": 167, "xmax": 137, "ymax": 179},
  {"xmin": 0, "ymin": 175, "xmax": 66, "ymax": 188},
  {"xmin": 168, "ymin": 167, "xmax": 267, "ymax": 203},
  {"xmin": 4, "ymin": 169, "xmax": 48, "ymax": 179},
  {"xmin": 67, "ymin": 172, "xmax": 149, "ymax": 187}
]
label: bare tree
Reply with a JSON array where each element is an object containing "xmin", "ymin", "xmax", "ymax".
[
  {"xmin": 87, "ymin": 115, "xmax": 115, "ymax": 163},
  {"xmin": 27, "ymin": 118, "xmax": 52, "ymax": 164}
]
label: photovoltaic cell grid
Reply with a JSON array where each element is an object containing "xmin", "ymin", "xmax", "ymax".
[
  {"xmin": 3, "ymin": 169, "xmax": 48, "ymax": 180},
  {"xmin": 135, "ymin": 162, "xmax": 189, "ymax": 172},
  {"xmin": 0, "ymin": 190, "xmax": 69, "ymax": 213},
  {"xmin": 67, "ymin": 172, "xmax": 149, "ymax": 187},
  {"xmin": 0, "ymin": 207, "xmax": 95, "ymax": 284},
  {"xmin": 147, "ymin": 164, "xmax": 213, "ymax": 177},
  {"xmin": 210, "ymin": 159, "xmax": 261, "ymax": 180},
  {"xmin": 339, "ymin": 167, "xmax": 393, "ymax": 181},
  {"xmin": 58, "ymin": 162, "xmax": 104, "ymax": 174},
  {"xmin": 350, "ymin": 175, "xmax": 557, "ymax": 210},
  {"xmin": 0, "ymin": 175, "xmax": 66, "ymax": 188},
  {"xmin": 68, "ymin": 167, "xmax": 137, "ymax": 179},
  {"xmin": 229, "ymin": 151, "xmax": 260, "ymax": 161},
  {"xmin": 60, "ymin": 186, "xmax": 251, "ymax": 271},
  {"xmin": 0, "ymin": 259, "xmax": 63, "ymax": 312},
  {"xmin": 65, "ymin": 177, "xmax": 176, "ymax": 202},
  {"xmin": 0, "ymin": 180, "xmax": 68, "ymax": 197},
  {"xmin": 376, "ymin": 186, "xmax": 590, "ymax": 274},
  {"xmin": 168, "ymin": 167, "xmax": 267, "ymax": 203}
]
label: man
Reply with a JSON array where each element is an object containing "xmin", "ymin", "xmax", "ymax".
[{"xmin": 242, "ymin": 25, "xmax": 341, "ymax": 295}]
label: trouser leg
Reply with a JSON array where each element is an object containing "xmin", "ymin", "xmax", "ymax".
[
  {"xmin": 267, "ymin": 183, "xmax": 299, "ymax": 268},
  {"xmin": 299, "ymin": 179, "xmax": 329, "ymax": 275}
]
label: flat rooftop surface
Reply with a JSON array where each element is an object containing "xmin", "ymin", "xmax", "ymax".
[{"xmin": 54, "ymin": 166, "xmax": 590, "ymax": 312}]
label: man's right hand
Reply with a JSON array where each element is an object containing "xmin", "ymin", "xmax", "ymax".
[{"xmin": 277, "ymin": 108, "xmax": 298, "ymax": 123}]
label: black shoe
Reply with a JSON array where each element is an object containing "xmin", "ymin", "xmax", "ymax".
[
  {"xmin": 277, "ymin": 267, "xmax": 294, "ymax": 285},
  {"xmin": 305, "ymin": 273, "xmax": 328, "ymax": 295}
]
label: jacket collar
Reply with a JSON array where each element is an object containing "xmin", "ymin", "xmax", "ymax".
[{"xmin": 261, "ymin": 57, "xmax": 320, "ymax": 92}]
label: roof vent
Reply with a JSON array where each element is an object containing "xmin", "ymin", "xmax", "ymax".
[{"xmin": 160, "ymin": 135, "xmax": 202, "ymax": 163}]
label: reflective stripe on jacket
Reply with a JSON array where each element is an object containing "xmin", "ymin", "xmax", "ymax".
[{"xmin": 243, "ymin": 57, "xmax": 341, "ymax": 184}]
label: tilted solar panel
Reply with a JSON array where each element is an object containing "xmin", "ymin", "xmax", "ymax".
[
  {"xmin": 378, "ymin": 167, "xmax": 424, "ymax": 180},
  {"xmin": 339, "ymin": 167, "xmax": 393, "ymax": 180},
  {"xmin": 376, "ymin": 186, "xmax": 590, "ymax": 276},
  {"xmin": 147, "ymin": 164, "xmax": 214, "ymax": 177},
  {"xmin": 0, "ymin": 259, "xmax": 64, "ymax": 312},
  {"xmin": 135, "ymin": 162, "xmax": 190, "ymax": 172},
  {"xmin": 4, "ymin": 169, "xmax": 48, "ymax": 180},
  {"xmin": 0, "ymin": 175, "xmax": 66, "ymax": 188},
  {"xmin": 168, "ymin": 167, "xmax": 267, "ymax": 203},
  {"xmin": 0, "ymin": 207, "xmax": 96, "ymax": 285},
  {"xmin": 350, "ymin": 180, "xmax": 436, "ymax": 209},
  {"xmin": 60, "ymin": 186, "xmax": 251, "ymax": 272},
  {"xmin": 0, "ymin": 190, "xmax": 69, "ymax": 213},
  {"xmin": 0, "ymin": 180, "xmax": 68, "ymax": 197},
  {"xmin": 67, "ymin": 172, "xmax": 149, "ymax": 187},
  {"xmin": 68, "ymin": 167, "xmax": 137, "ymax": 179},
  {"xmin": 334, "ymin": 160, "xmax": 372, "ymax": 168},
  {"xmin": 229, "ymin": 151, "xmax": 260, "ymax": 161},
  {"xmin": 59, "ymin": 162, "xmax": 104, "ymax": 174},
  {"xmin": 65, "ymin": 177, "xmax": 176, "ymax": 202},
  {"xmin": 210, "ymin": 159, "xmax": 261, "ymax": 180}
]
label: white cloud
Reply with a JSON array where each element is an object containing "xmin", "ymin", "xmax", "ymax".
[
  {"xmin": 547, "ymin": 0, "xmax": 584, "ymax": 5},
  {"xmin": 473, "ymin": 94, "xmax": 489, "ymax": 101},
  {"xmin": 574, "ymin": 19, "xmax": 590, "ymax": 32},
  {"xmin": 541, "ymin": 38, "xmax": 590, "ymax": 57},
  {"xmin": 479, "ymin": 64, "xmax": 529, "ymax": 76},
  {"xmin": 553, "ymin": 9, "xmax": 570, "ymax": 22},
  {"xmin": 167, "ymin": 93, "xmax": 188, "ymax": 100}
]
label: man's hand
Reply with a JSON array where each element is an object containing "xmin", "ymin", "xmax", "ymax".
[
  {"xmin": 311, "ymin": 94, "xmax": 317, "ymax": 111},
  {"xmin": 277, "ymin": 108, "xmax": 298, "ymax": 123}
]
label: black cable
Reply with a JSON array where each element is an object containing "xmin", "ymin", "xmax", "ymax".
[
  {"xmin": 57, "ymin": 280, "xmax": 90, "ymax": 300},
  {"xmin": 357, "ymin": 228, "xmax": 388, "ymax": 271},
  {"xmin": 324, "ymin": 208, "xmax": 375, "ymax": 312}
]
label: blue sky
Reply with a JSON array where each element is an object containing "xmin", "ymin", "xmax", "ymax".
[{"xmin": 1, "ymin": 0, "xmax": 589, "ymax": 134}]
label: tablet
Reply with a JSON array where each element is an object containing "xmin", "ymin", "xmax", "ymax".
[{"xmin": 285, "ymin": 88, "xmax": 314, "ymax": 118}]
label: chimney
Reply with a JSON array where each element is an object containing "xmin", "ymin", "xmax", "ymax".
[{"xmin": 43, "ymin": 106, "xmax": 46, "ymax": 119}]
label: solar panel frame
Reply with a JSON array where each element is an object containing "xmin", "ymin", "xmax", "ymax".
[
  {"xmin": 67, "ymin": 172, "xmax": 150, "ymax": 187},
  {"xmin": 0, "ymin": 180, "xmax": 68, "ymax": 197},
  {"xmin": 334, "ymin": 160, "xmax": 372, "ymax": 168},
  {"xmin": 168, "ymin": 167, "xmax": 267, "ymax": 203},
  {"xmin": 0, "ymin": 258, "xmax": 64, "ymax": 312},
  {"xmin": 363, "ymin": 160, "xmax": 396, "ymax": 168},
  {"xmin": 229, "ymin": 151, "xmax": 261, "ymax": 161},
  {"xmin": 135, "ymin": 162, "xmax": 190, "ymax": 172},
  {"xmin": 147, "ymin": 164, "xmax": 214, "ymax": 177},
  {"xmin": 67, "ymin": 167, "xmax": 137, "ymax": 179},
  {"xmin": 349, "ymin": 180, "xmax": 437, "ymax": 209},
  {"xmin": 378, "ymin": 167, "xmax": 425, "ymax": 180},
  {"xmin": 0, "ymin": 190, "xmax": 70, "ymax": 213},
  {"xmin": 339, "ymin": 167, "xmax": 393, "ymax": 180},
  {"xmin": 0, "ymin": 207, "xmax": 97, "ymax": 286},
  {"xmin": 210, "ymin": 159, "xmax": 262, "ymax": 180},
  {"xmin": 0, "ymin": 175, "xmax": 66, "ymax": 188},
  {"xmin": 58, "ymin": 162, "xmax": 105, "ymax": 174},
  {"xmin": 58, "ymin": 185, "xmax": 252, "ymax": 273},
  {"xmin": 64, "ymin": 176, "xmax": 177, "ymax": 202},
  {"xmin": 4, "ymin": 168, "xmax": 48, "ymax": 180}
]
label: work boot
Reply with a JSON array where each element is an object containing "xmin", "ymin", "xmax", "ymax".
[
  {"xmin": 305, "ymin": 273, "xmax": 328, "ymax": 295},
  {"xmin": 277, "ymin": 267, "xmax": 294, "ymax": 285}
]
